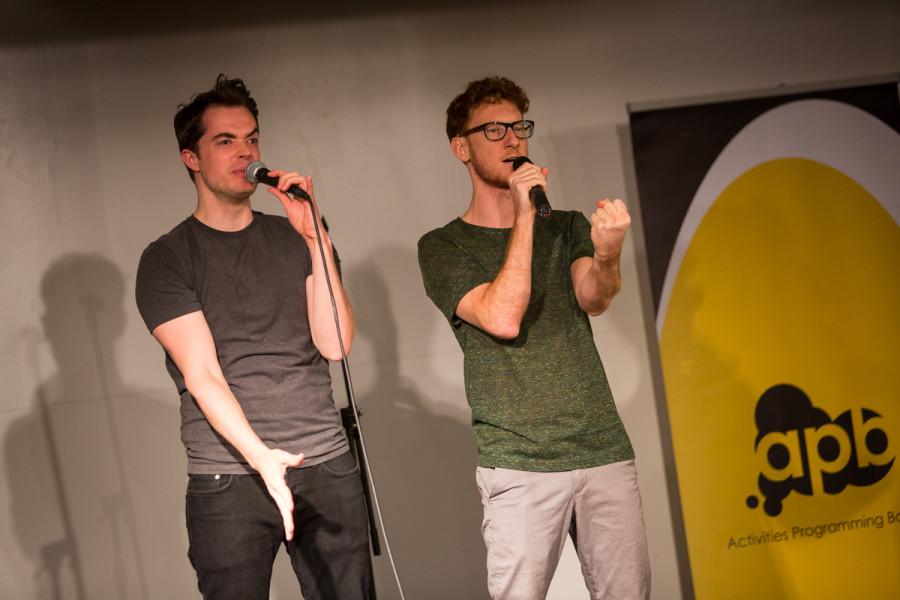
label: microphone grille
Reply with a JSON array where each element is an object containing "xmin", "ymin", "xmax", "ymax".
[
  {"xmin": 245, "ymin": 161, "xmax": 267, "ymax": 183},
  {"xmin": 511, "ymin": 156, "xmax": 532, "ymax": 170}
]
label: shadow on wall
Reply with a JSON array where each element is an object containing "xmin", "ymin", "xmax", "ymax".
[
  {"xmin": 343, "ymin": 245, "xmax": 490, "ymax": 600},
  {"xmin": 5, "ymin": 254, "xmax": 192, "ymax": 599}
]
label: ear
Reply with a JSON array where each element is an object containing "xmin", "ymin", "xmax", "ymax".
[
  {"xmin": 450, "ymin": 136, "xmax": 470, "ymax": 163},
  {"xmin": 181, "ymin": 148, "xmax": 200, "ymax": 173}
]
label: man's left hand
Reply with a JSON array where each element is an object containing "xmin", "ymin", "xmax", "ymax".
[
  {"xmin": 590, "ymin": 199, "xmax": 631, "ymax": 261},
  {"xmin": 265, "ymin": 169, "xmax": 322, "ymax": 242}
]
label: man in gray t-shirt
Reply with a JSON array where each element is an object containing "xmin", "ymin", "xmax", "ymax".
[{"xmin": 136, "ymin": 75, "xmax": 372, "ymax": 599}]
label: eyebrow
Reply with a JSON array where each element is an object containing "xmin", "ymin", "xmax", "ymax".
[{"xmin": 210, "ymin": 127, "xmax": 259, "ymax": 141}]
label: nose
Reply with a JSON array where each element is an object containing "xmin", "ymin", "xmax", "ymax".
[
  {"xmin": 236, "ymin": 140, "xmax": 256, "ymax": 158},
  {"xmin": 503, "ymin": 127, "xmax": 520, "ymax": 148}
]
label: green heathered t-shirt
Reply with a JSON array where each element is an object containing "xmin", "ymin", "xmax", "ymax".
[{"xmin": 417, "ymin": 210, "xmax": 634, "ymax": 472}]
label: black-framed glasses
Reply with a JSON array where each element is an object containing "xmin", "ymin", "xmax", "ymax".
[{"xmin": 460, "ymin": 120, "xmax": 535, "ymax": 141}]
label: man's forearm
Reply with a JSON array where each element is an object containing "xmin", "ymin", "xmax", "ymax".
[
  {"xmin": 186, "ymin": 373, "xmax": 271, "ymax": 468},
  {"xmin": 483, "ymin": 217, "xmax": 534, "ymax": 331},
  {"xmin": 577, "ymin": 198, "xmax": 630, "ymax": 315},
  {"xmin": 184, "ymin": 366, "xmax": 303, "ymax": 540},
  {"xmin": 306, "ymin": 235, "xmax": 354, "ymax": 360},
  {"xmin": 153, "ymin": 313, "xmax": 271, "ymax": 468},
  {"xmin": 574, "ymin": 253, "xmax": 622, "ymax": 316},
  {"xmin": 459, "ymin": 214, "xmax": 534, "ymax": 339}
]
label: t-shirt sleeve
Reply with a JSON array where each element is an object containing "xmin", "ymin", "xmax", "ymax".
[
  {"xmin": 570, "ymin": 211, "xmax": 596, "ymax": 264},
  {"xmin": 135, "ymin": 240, "xmax": 202, "ymax": 333},
  {"xmin": 417, "ymin": 231, "xmax": 492, "ymax": 326}
]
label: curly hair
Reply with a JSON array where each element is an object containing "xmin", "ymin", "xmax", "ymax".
[
  {"xmin": 173, "ymin": 74, "xmax": 259, "ymax": 178},
  {"xmin": 445, "ymin": 76, "xmax": 529, "ymax": 140}
]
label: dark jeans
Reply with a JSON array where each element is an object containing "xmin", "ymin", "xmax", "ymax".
[{"xmin": 186, "ymin": 451, "xmax": 374, "ymax": 600}]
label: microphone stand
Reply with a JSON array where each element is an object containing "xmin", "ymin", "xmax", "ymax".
[
  {"xmin": 319, "ymin": 217, "xmax": 380, "ymax": 556},
  {"xmin": 340, "ymin": 395, "xmax": 381, "ymax": 556},
  {"xmin": 309, "ymin": 209, "xmax": 404, "ymax": 599}
]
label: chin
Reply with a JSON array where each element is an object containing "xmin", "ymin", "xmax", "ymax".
[{"xmin": 226, "ymin": 189, "xmax": 253, "ymax": 203}]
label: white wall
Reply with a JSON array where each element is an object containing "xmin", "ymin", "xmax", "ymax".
[{"xmin": 1, "ymin": 1, "xmax": 897, "ymax": 598}]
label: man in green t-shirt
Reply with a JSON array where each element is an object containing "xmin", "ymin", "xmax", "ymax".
[{"xmin": 418, "ymin": 76, "xmax": 650, "ymax": 599}]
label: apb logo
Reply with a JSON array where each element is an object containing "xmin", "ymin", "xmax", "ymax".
[{"xmin": 747, "ymin": 384, "xmax": 894, "ymax": 516}]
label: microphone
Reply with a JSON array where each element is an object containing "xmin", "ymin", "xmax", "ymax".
[
  {"xmin": 511, "ymin": 156, "xmax": 551, "ymax": 217},
  {"xmin": 245, "ymin": 161, "xmax": 311, "ymax": 201}
]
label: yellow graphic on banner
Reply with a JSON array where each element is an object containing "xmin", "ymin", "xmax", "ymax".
[{"xmin": 660, "ymin": 158, "xmax": 900, "ymax": 599}]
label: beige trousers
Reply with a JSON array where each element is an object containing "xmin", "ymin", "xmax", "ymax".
[{"xmin": 475, "ymin": 459, "xmax": 650, "ymax": 600}]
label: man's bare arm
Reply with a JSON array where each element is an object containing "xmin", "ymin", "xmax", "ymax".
[
  {"xmin": 455, "ymin": 164, "xmax": 547, "ymax": 339},
  {"xmin": 456, "ymin": 216, "xmax": 534, "ymax": 339},
  {"xmin": 264, "ymin": 170, "xmax": 354, "ymax": 359},
  {"xmin": 572, "ymin": 199, "xmax": 630, "ymax": 316},
  {"xmin": 153, "ymin": 311, "xmax": 304, "ymax": 540}
]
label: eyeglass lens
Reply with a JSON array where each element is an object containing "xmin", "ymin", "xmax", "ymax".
[{"xmin": 484, "ymin": 121, "xmax": 533, "ymax": 140}]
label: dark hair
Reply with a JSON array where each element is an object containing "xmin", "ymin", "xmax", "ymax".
[
  {"xmin": 445, "ymin": 76, "xmax": 529, "ymax": 140},
  {"xmin": 173, "ymin": 74, "xmax": 259, "ymax": 178}
]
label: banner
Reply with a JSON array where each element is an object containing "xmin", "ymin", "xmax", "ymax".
[{"xmin": 630, "ymin": 81, "xmax": 900, "ymax": 598}]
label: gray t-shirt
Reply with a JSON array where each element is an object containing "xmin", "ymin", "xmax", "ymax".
[{"xmin": 136, "ymin": 212, "xmax": 347, "ymax": 474}]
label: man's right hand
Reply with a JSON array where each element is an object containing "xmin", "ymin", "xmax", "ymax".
[
  {"xmin": 252, "ymin": 448, "xmax": 305, "ymax": 541},
  {"xmin": 507, "ymin": 161, "xmax": 548, "ymax": 218}
]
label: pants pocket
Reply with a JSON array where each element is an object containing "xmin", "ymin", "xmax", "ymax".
[
  {"xmin": 186, "ymin": 474, "xmax": 235, "ymax": 497},
  {"xmin": 319, "ymin": 451, "xmax": 359, "ymax": 478},
  {"xmin": 476, "ymin": 466, "xmax": 497, "ymax": 502}
]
